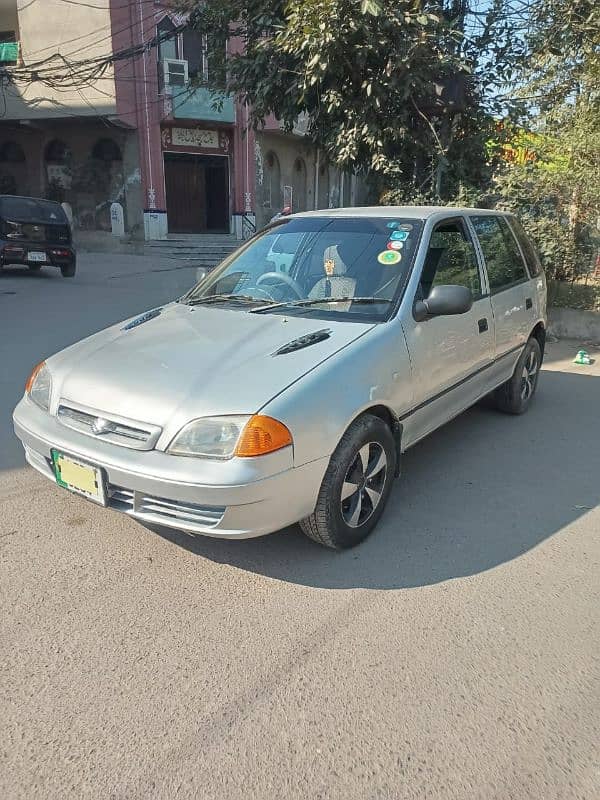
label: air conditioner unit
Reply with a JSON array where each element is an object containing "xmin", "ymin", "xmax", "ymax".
[{"xmin": 162, "ymin": 58, "xmax": 188, "ymax": 88}]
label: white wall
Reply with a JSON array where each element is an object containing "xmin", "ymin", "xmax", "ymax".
[{"xmin": 0, "ymin": 0, "xmax": 117, "ymax": 120}]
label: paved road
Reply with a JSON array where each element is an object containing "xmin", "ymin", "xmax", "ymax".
[{"xmin": 1, "ymin": 256, "xmax": 599, "ymax": 799}]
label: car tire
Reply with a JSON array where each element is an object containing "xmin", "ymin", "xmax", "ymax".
[
  {"xmin": 493, "ymin": 337, "xmax": 542, "ymax": 415},
  {"xmin": 60, "ymin": 264, "xmax": 76, "ymax": 278},
  {"xmin": 300, "ymin": 414, "xmax": 397, "ymax": 550}
]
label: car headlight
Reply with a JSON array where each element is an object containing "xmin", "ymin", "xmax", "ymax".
[
  {"xmin": 167, "ymin": 415, "xmax": 292, "ymax": 459},
  {"xmin": 25, "ymin": 361, "xmax": 52, "ymax": 411}
]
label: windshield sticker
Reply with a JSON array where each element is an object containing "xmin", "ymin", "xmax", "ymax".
[
  {"xmin": 377, "ymin": 250, "xmax": 401, "ymax": 265},
  {"xmin": 386, "ymin": 221, "xmax": 399, "ymax": 229},
  {"xmin": 398, "ymin": 223, "xmax": 413, "ymax": 231},
  {"xmin": 389, "ymin": 230, "xmax": 409, "ymax": 242},
  {"xmin": 386, "ymin": 240, "xmax": 404, "ymax": 251}
]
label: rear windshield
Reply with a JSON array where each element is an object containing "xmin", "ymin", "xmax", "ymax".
[{"xmin": 0, "ymin": 196, "xmax": 68, "ymax": 224}]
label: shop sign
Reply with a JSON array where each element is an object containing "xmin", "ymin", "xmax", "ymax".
[{"xmin": 171, "ymin": 128, "xmax": 219, "ymax": 149}]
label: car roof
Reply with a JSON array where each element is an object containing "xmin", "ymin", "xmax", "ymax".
[{"xmin": 291, "ymin": 206, "xmax": 505, "ymax": 220}]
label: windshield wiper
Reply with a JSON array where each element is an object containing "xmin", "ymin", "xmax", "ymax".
[
  {"xmin": 250, "ymin": 297, "xmax": 393, "ymax": 313},
  {"xmin": 183, "ymin": 294, "xmax": 273, "ymax": 306}
]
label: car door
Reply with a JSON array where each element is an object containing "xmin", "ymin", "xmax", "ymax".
[
  {"xmin": 400, "ymin": 215, "xmax": 495, "ymax": 447},
  {"xmin": 469, "ymin": 214, "xmax": 535, "ymax": 360}
]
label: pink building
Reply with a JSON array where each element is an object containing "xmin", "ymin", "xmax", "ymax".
[{"xmin": 0, "ymin": 0, "xmax": 362, "ymax": 242}]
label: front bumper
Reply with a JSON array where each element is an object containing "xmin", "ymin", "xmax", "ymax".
[{"xmin": 13, "ymin": 397, "xmax": 328, "ymax": 539}]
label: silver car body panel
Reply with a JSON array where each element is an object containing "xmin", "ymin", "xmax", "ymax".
[{"xmin": 13, "ymin": 206, "xmax": 546, "ymax": 539}]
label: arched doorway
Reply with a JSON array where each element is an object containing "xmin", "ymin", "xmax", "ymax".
[
  {"xmin": 44, "ymin": 139, "xmax": 72, "ymax": 203},
  {"xmin": 317, "ymin": 161, "xmax": 329, "ymax": 209},
  {"xmin": 263, "ymin": 151, "xmax": 281, "ymax": 212},
  {"xmin": 0, "ymin": 141, "xmax": 26, "ymax": 195},
  {"xmin": 90, "ymin": 138, "xmax": 124, "ymax": 230},
  {"xmin": 291, "ymin": 157, "xmax": 307, "ymax": 212}
]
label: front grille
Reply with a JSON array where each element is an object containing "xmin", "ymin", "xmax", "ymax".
[
  {"xmin": 108, "ymin": 485, "xmax": 135, "ymax": 511},
  {"xmin": 137, "ymin": 495, "xmax": 225, "ymax": 527},
  {"xmin": 57, "ymin": 402, "xmax": 161, "ymax": 451},
  {"xmin": 107, "ymin": 484, "xmax": 225, "ymax": 530}
]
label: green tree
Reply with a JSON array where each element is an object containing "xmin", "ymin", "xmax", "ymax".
[
  {"xmin": 495, "ymin": 0, "xmax": 600, "ymax": 283},
  {"xmin": 182, "ymin": 0, "xmax": 519, "ymax": 198}
]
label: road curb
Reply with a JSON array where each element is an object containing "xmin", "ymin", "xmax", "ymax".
[{"xmin": 548, "ymin": 307, "xmax": 600, "ymax": 344}]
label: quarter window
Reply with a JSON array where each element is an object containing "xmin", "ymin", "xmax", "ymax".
[
  {"xmin": 507, "ymin": 217, "xmax": 543, "ymax": 277},
  {"xmin": 471, "ymin": 215, "xmax": 528, "ymax": 292},
  {"xmin": 420, "ymin": 219, "xmax": 482, "ymax": 299}
]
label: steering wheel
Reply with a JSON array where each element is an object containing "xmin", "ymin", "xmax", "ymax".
[{"xmin": 256, "ymin": 271, "xmax": 304, "ymax": 300}]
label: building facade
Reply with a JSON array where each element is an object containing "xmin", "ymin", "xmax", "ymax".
[{"xmin": 0, "ymin": 0, "xmax": 366, "ymax": 242}]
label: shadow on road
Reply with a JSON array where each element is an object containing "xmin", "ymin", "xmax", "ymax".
[
  {"xmin": 0, "ymin": 266, "xmax": 57, "ymax": 280},
  {"xmin": 145, "ymin": 368, "xmax": 599, "ymax": 590}
]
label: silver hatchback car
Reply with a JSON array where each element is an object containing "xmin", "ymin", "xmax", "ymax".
[{"xmin": 13, "ymin": 207, "xmax": 546, "ymax": 549}]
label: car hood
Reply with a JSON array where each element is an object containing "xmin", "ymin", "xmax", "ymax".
[{"xmin": 51, "ymin": 302, "xmax": 374, "ymax": 431}]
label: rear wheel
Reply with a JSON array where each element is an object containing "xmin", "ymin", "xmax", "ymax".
[
  {"xmin": 60, "ymin": 263, "xmax": 76, "ymax": 278},
  {"xmin": 300, "ymin": 414, "xmax": 397, "ymax": 549},
  {"xmin": 493, "ymin": 337, "xmax": 542, "ymax": 414}
]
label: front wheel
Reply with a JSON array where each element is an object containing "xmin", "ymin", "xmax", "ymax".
[
  {"xmin": 493, "ymin": 337, "xmax": 542, "ymax": 414},
  {"xmin": 300, "ymin": 414, "xmax": 397, "ymax": 549}
]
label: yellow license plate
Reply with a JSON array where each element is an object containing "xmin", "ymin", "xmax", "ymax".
[{"xmin": 51, "ymin": 450, "xmax": 106, "ymax": 505}]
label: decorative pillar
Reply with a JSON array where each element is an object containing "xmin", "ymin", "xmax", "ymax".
[{"xmin": 232, "ymin": 100, "xmax": 257, "ymax": 238}]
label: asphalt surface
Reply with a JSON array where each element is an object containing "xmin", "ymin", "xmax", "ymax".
[{"xmin": 1, "ymin": 255, "xmax": 599, "ymax": 800}]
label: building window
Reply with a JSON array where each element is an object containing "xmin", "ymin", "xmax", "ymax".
[
  {"xmin": 44, "ymin": 140, "xmax": 72, "ymax": 202},
  {"xmin": 157, "ymin": 17, "xmax": 179, "ymax": 62},
  {"xmin": 0, "ymin": 141, "xmax": 25, "ymax": 163},
  {"xmin": 92, "ymin": 138, "xmax": 122, "ymax": 162},
  {"xmin": 317, "ymin": 162, "xmax": 329, "ymax": 209},
  {"xmin": 182, "ymin": 28, "xmax": 206, "ymax": 81},
  {"xmin": 264, "ymin": 151, "xmax": 281, "ymax": 209},
  {"xmin": 45, "ymin": 139, "xmax": 71, "ymax": 164},
  {"xmin": 292, "ymin": 157, "xmax": 307, "ymax": 212}
]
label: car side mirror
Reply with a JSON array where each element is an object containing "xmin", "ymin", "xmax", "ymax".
[{"xmin": 413, "ymin": 284, "xmax": 473, "ymax": 322}]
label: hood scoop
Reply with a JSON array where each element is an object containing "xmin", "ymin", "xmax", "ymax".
[
  {"xmin": 273, "ymin": 328, "xmax": 332, "ymax": 356},
  {"xmin": 121, "ymin": 308, "xmax": 163, "ymax": 331}
]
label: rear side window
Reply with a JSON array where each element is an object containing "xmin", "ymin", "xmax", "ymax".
[
  {"xmin": 507, "ymin": 217, "xmax": 543, "ymax": 276},
  {"xmin": 470, "ymin": 215, "xmax": 528, "ymax": 292}
]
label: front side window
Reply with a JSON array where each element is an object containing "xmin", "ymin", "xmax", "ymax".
[
  {"xmin": 158, "ymin": 18, "xmax": 179, "ymax": 62},
  {"xmin": 419, "ymin": 218, "xmax": 482, "ymax": 299},
  {"xmin": 471, "ymin": 215, "xmax": 528, "ymax": 292},
  {"xmin": 183, "ymin": 216, "xmax": 424, "ymax": 321}
]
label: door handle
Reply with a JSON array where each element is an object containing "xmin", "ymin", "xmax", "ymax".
[
  {"xmin": 478, "ymin": 318, "xmax": 488, "ymax": 333},
  {"xmin": 526, "ymin": 298, "xmax": 533, "ymax": 310}
]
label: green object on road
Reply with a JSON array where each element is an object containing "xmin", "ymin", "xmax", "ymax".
[{"xmin": 574, "ymin": 349, "xmax": 591, "ymax": 365}]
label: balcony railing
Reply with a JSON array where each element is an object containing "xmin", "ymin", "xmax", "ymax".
[
  {"xmin": 168, "ymin": 86, "xmax": 235, "ymax": 124},
  {"xmin": 0, "ymin": 41, "xmax": 19, "ymax": 64}
]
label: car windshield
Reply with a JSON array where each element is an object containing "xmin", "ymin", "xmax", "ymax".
[
  {"xmin": 0, "ymin": 196, "xmax": 67, "ymax": 224},
  {"xmin": 183, "ymin": 216, "xmax": 424, "ymax": 320}
]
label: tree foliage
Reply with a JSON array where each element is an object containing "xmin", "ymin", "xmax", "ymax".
[
  {"xmin": 183, "ymin": 0, "xmax": 519, "ymax": 197},
  {"xmin": 498, "ymin": 0, "xmax": 600, "ymax": 282}
]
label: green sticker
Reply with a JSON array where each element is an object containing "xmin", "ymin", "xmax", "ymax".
[{"xmin": 377, "ymin": 250, "xmax": 401, "ymax": 265}]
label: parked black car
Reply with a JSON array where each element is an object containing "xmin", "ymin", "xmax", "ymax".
[{"xmin": 0, "ymin": 195, "xmax": 76, "ymax": 277}]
